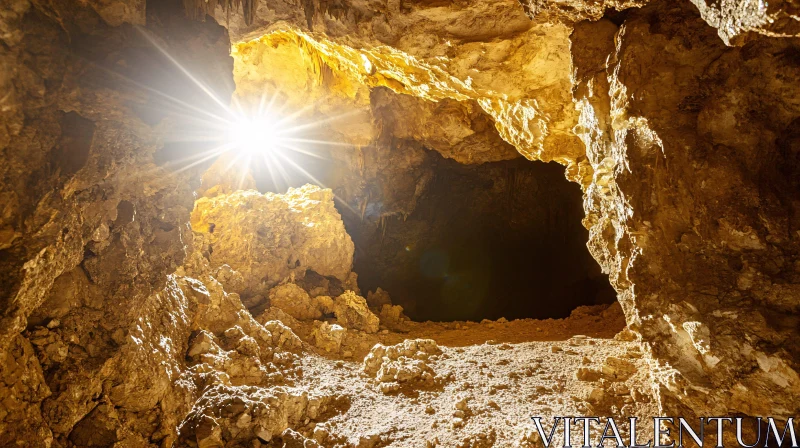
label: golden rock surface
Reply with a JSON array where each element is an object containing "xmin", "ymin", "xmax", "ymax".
[{"xmin": 191, "ymin": 185, "xmax": 355, "ymax": 298}]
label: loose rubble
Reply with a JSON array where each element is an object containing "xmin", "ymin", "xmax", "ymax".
[{"xmin": 362, "ymin": 339, "xmax": 447, "ymax": 394}]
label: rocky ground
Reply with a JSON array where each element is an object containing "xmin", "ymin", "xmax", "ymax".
[
  {"xmin": 177, "ymin": 288, "xmax": 660, "ymax": 447},
  {"xmin": 284, "ymin": 308, "xmax": 659, "ymax": 448},
  {"xmin": 171, "ymin": 185, "xmax": 660, "ymax": 447},
  {"xmin": 0, "ymin": 179, "xmax": 660, "ymax": 447}
]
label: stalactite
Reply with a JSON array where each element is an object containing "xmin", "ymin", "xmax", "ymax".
[
  {"xmin": 183, "ymin": 0, "xmax": 257, "ymax": 25},
  {"xmin": 356, "ymin": 146, "xmax": 365, "ymax": 176},
  {"xmin": 360, "ymin": 192, "xmax": 370, "ymax": 221}
]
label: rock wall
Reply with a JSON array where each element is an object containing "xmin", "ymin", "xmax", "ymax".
[
  {"xmin": 190, "ymin": 185, "xmax": 356, "ymax": 306},
  {"xmin": 1, "ymin": 0, "xmax": 800, "ymax": 443},
  {"xmin": 0, "ymin": 0, "xmax": 234, "ymax": 444},
  {"xmin": 571, "ymin": 2, "xmax": 800, "ymax": 418}
]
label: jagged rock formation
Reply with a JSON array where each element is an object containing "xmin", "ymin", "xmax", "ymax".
[
  {"xmin": 571, "ymin": 2, "xmax": 800, "ymax": 418},
  {"xmin": 362, "ymin": 339, "xmax": 445, "ymax": 394},
  {"xmin": 686, "ymin": 0, "xmax": 800, "ymax": 45},
  {"xmin": 190, "ymin": 185, "xmax": 356, "ymax": 301},
  {"xmin": 0, "ymin": 1, "xmax": 234, "ymax": 444},
  {"xmin": 217, "ymin": 0, "xmax": 800, "ymax": 422},
  {"xmin": 1, "ymin": 0, "xmax": 799, "ymax": 445}
]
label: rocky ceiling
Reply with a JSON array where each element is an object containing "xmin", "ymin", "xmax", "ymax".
[{"xmin": 1, "ymin": 0, "xmax": 799, "ymax": 445}]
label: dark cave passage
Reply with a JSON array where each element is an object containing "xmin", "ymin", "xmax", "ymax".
[{"xmin": 342, "ymin": 154, "xmax": 616, "ymax": 322}]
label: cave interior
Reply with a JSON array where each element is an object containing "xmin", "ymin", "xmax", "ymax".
[
  {"xmin": 342, "ymin": 154, "xmax": 616, "ymax": 322},
  {"xmin": 1, "ymin": 0, "xmax": 799, "ymax": 446}
]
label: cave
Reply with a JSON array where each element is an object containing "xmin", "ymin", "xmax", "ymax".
[
  {"xmin": 343, "ymin": 153, "xmax": 616, "ymax": 322},
  {"xmin": 2, "ymin": 0, "xmax": 800, "ymax": 446},
  {"xmin": 242, "ymin": 143, "xmax": 617, "ymax": 323}
]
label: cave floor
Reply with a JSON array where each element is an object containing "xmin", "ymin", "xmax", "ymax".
[{"xmin": 281, "ymin": 304, "xmax": 659, "ymax": 447}]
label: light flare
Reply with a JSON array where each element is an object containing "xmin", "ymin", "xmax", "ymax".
[
  {"xmin": 227, "ymin": 114, "xmax": 282, "ymax": 156},
  {"xmin": 124, "ymin": 26, "xmax": 362, "ymax": 217}
]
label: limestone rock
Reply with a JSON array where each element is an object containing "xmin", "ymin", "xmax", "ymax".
[
  {"xmin": 188, "ymin": 330, "xmax": 221, "ymax": 359},
  {"xmin": 687, "ymin": 0, "xmax": 800, "ymax": 45},
  {"xmin": 571, "ymin": 2, "xmax": 800, "ymax": 417},
  {"xmin": 231, "ymin": 21, "xmax": 584, "ymax": 174},
  {"xmin": 311, "ymin": 322, "xmax": 346, "ymax": 354},
  {"xmin": 316, "ymin": 295, "xmax": 335, "ymax": 315},
  {"xmin": 2, "ymin": 0, "xmax": 800, "ymax": 441},
  {"xmin": 191, "ymin": 185, "xmax": 355, "ymax": 298},
  {"xmin": 366, "ymin": 288, "xmax": 392, "ymax": 310},
  {"xmin": 333, "ymin": 291, "xmax": 380, "ymax": 333},
  {"xmin": 212, "ymin": 264, "xmax": 246, "ymax": 296},
  {"xmin": 295, "ymin": 269, "xmax": 347, "ymax": 298},
  {"xmin": 177, "ymin": 385, "xmax": 340, "ymax": 446},
  {"xmin": 256, "ymin": 307, "xmax": 300, "ymax": 330},
  {"xmin": 268, "ymin": 283, "xmax": 323, "ymax": 321},
  {"xmin": 262, "ymin": 320, "xmax": 303, "ymax": 353},
  {"xmin": 378, "ymin": 304, "xmax": 410, "ymax": 332},
  {"xmin": 363, "ymin": 339, "xmax": 443, "ymax": 393},
  {"xmin": 86, "ymin": 0, "xmax": 146, "ymax": 26}
]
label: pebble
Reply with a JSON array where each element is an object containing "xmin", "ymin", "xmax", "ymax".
[{"xmin": 455, "ymin": 395, "xmax": 470, "ymax": 411}]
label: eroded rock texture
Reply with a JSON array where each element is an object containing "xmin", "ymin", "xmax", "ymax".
[
  {"xmin": 205, "ymin": 0, "xmax": 800, "ymax": 423},
  {"xmin": 1, "ymin": 0, "xmax": 800, "ymax": 445},
  {"xmin": 190, "ymin": 186, "xmax": 355, "ymax": 300},
  {"xmin": 220, "ymin": 0, "xmax": 800, "ymax": 419},
  {"xmin": 571, "ymin": 2, "xmax": 800, "ymax": 418},
  {"xmin": 687, "ymin": 0, "xmax": 800, "ymax": 45},
  {"xmin": 0, "ymin": 0, "xmax": 234, "ymax": 444}
]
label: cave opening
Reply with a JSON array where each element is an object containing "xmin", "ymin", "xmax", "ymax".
[{"xmin": 341, "ymin": 152, "xmax": 617, "ymax": 322}]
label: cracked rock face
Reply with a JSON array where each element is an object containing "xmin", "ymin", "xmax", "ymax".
[
  {"xmin": 190, "ymin": 185, "xmax": 355, "ymax": 300},
  {"xmin": 1, "ymin": 0, "xmax": 800, "ymax": 444},
  {"xmin": 0, "ymin": 0, "xmax": 234, "ymax": 444},
  {"xmin": 570, "ymin": 2, "xmax": 800, "ymax": 418},
  {"xmin": 687, "ymin": 0, "xmax": 800, "ymax": 45}
]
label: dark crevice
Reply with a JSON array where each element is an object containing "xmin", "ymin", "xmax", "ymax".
[
  {"xmin": 340, "ymin": 151, "xmax": 616, "ymax": 322},
  {"xmin": 52, "ymin": 111, "xmax": 95, "ymax": 178}
]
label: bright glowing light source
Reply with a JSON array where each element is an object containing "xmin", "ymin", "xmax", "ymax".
[
  {"xmin": 228, "ymin": 115, "xmax": 281, "ymax": 155},
  {"xmin": 131, "ymin": 25, "xmax": 361, "ymax": 205}
]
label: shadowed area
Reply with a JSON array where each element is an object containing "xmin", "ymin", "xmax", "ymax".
[{"xmin": 341, "ymin": 154, "xmax": 616, "ymax": 322}]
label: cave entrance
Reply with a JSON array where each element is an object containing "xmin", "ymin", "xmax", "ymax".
[{"xmin": 341, "ymin": 152, "xmax": 616, "ymax": 322}]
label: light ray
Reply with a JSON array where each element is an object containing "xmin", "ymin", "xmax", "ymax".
[
  {"xmin": 261, "ymin": 152, "xmax": 281, "ymax": 192},
  {"xmin": 276, "ymin": 142, "xmax": 329, "ymax": 160},
  {"xmin": 273, "ymin": 151, "xmax": 360, "ymax": 217},
  {"xmin": 91, "ymin": 62, "xmax": 234, "ymax": 126},
  {"xmin": 278, "ymin": 108, "xmax": 364, "ymax": 133},
  {"xmin": 268, "ymin": 152, "xmax": 293, "ymax": 189},
  {"xmin": 171, "ymin": 143, "xmax": 235, "ymax": 174},
  {"xmin": 130, "ymin": 26, "xmax": 357, "ymax": 198},
  {"xmin": 281, "ymin": 137, "xmax": 354, "ymax": 147},
  {"xmin": 270, "ymin": 97, "xmax": 331, "ymax": 127},
  {"xmin": 237, "ymin": 155, "xmax": 252, "ymax": 189},
  {"xmin": 162, "ymin": 143, "xmax": 237, "ymax": 167},
  {"xmin": 134, "ymin": 26, "xmax": 235, "ymax": 118},
  {"xmin": 224, "ymin": 152, "xmax": 247, "ymax": 171}
]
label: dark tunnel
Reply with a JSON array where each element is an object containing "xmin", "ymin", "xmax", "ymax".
[{"xmin": 342, "ymin": 153, "xmax": 617, "ymax": 322}]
